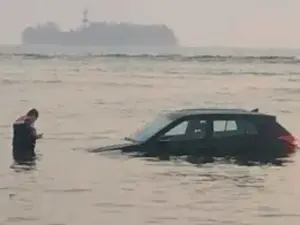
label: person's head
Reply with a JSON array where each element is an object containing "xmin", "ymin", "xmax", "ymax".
[{"xmin": 26, "ymin": 108, "xmax": 39, "ymax": 124}]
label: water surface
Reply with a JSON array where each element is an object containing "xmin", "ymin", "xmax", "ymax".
[{"xmin": 0, "ymin": 46, "xmax": 300, "ymax": 225}]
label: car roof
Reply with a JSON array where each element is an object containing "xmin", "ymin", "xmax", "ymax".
[{"xmin": 166, "ymin": 108, "xmax": 275, "ymax": 120}]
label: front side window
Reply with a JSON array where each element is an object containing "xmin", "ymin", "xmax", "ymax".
[
  {"xmin": 161, "ymin": 119, "xmax": 207, "ymax": 141},
  {"xmin": 164, "ymin": 121, "xmax": 188, "ymax": 136}
]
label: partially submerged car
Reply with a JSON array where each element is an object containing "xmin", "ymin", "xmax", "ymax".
[{"xmin": 91, "ymin": 108, "xmax": 298, "ymax": 161}]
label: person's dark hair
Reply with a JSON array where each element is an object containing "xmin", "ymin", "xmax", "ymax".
[{"xmin": 26, "ymin": 108, "xmax": 39, "ymax": 118}]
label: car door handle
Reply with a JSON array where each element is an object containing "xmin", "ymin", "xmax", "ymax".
[{"xmin": 158, "ymin": 136, "xmax": 171, "ymax": 142}]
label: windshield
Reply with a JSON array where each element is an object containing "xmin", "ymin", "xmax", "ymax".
[{"xmin": 128, "ymin": 115, "xmax": 173, "ymax": 142}]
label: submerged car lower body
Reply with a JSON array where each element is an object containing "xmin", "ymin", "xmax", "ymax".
[{"xmin": 91, "ymin": 137, "xmax": 298, "ymax": 164}]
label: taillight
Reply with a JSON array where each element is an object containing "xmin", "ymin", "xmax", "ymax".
[{"xmin": 278, "ymin": 135, "xmax": 299, "ymax": 153}]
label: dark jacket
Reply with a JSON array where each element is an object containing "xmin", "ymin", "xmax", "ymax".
[{"xmin": 12, "ymin": 116, "xmax": 37, "ymax": 162}]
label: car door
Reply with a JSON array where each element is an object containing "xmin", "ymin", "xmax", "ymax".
[
  {"xmin": 154, "ymin": 116, "xmax": 211, "ymax": 157},
  {"xmin": 210, "ymin": 116, "xmax": 259, "ymax": 158}
]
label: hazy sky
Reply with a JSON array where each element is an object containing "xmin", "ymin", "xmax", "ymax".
[{"xmin": 1, "ymin": 0, "xmax": 300, "ymax": 48}]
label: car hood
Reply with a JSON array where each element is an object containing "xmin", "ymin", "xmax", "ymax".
[{"xmin": 88, "ymin": 139, "xmax": 138, "ymax": 153}]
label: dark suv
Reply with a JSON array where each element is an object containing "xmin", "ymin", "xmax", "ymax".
[{"xmin": 92, "ymin": 108, "xmax": 298, "ymax": 161}]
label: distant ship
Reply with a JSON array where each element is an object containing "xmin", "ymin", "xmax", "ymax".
[{"xmin": 21, "ymin": 9, "xmax": 179, "ymax": 47}]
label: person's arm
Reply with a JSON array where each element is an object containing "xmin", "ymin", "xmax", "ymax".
[{"xmin": 30, "ymin": 126, "xmax": 43, "ymax": 140}]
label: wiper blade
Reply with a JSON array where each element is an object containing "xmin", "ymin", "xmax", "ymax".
[{"xmin": 124, "ymin": 137, "xmax": 136, "ymax": 142}]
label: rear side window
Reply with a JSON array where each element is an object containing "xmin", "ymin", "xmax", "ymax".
[{"xmin": 213, "ymin": 119, "xmax": 258, "ymax": 138}]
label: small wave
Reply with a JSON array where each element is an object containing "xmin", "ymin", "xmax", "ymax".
[
  {"xmin": 32, "ymin": 80, "xmax": 62, "ymax": 84},
  {"xmin": 0, "ymin": 52, "xmax": 299, "ymax": 64},
  {"xmin": 1, "ymin": 79, "xmax": 62, "ymax": 85},
  {"xmin": 6, "ymin": 217, "xmax": 39, "ymax": 222},
  {"xmin": 45, "ymin": 188, "xmax": 92, "ymax": 193},
  {"xmin": 1, "ymin": 79, "xmax": 22, "ymax": 84}
]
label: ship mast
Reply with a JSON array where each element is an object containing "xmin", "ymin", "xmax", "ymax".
[{"xmin": 82, "ymin": 8, "xmax": 89, "ymax": 28}]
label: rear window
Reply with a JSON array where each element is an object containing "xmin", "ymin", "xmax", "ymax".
[
  {"xmin": 265, "ymin": 121, "xmax": 291, "ymax": 137},
  {"xmin": 213, "ymin": 119, "xmax": 258, "ymax": 138}
]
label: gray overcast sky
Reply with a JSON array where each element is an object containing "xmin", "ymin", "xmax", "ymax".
[{"xmin": 1, "ymin": 0, "xmax": 300, "ymax": 48}]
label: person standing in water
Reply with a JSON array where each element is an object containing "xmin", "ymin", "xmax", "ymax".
[{"xmin": 12, "ymin": 108, "xmax": 43, "ymax": 163}]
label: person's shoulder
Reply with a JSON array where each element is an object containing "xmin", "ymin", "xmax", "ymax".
[{"xmin": 13, "ymin": 116, "xmax": 29, "ymax": 125}]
